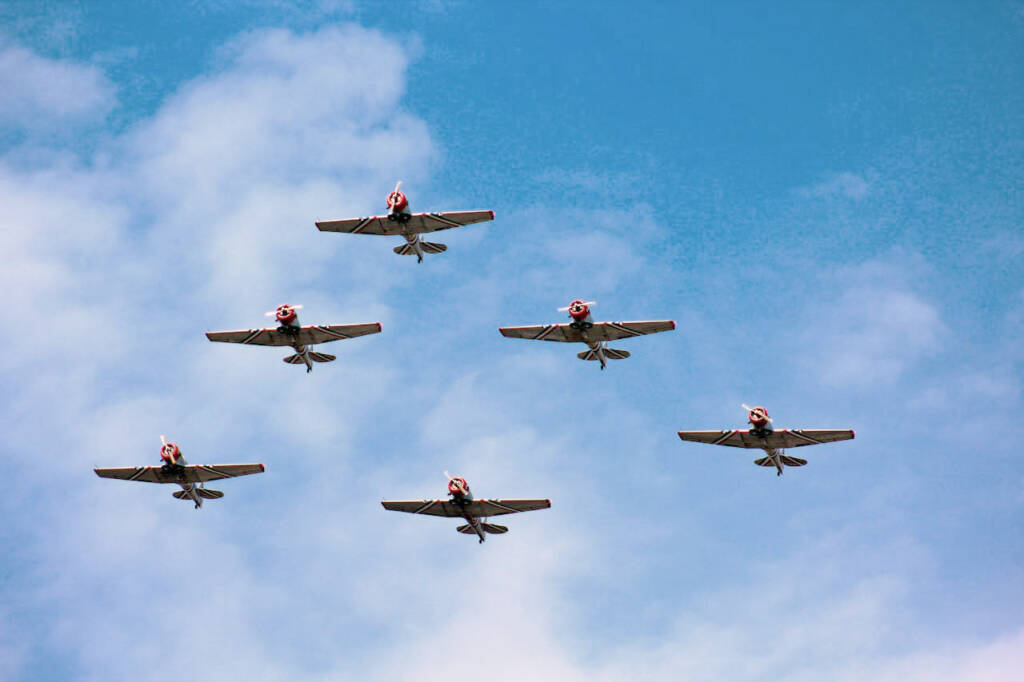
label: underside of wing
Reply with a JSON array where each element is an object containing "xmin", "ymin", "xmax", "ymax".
[
  {"xmin": 184, "ymin": 464, "xmax": 266, "ymax": 482},
  {"xmin": 677, "ymin": 430, "xmax": 751, "ymax": 448},
  {"xmin": 205, "ymin": 328, "xmax": 292, "ymax": 347},
  {"xmin": 590, "ymin": 320, "xmax": 676, "ymax": 341},
  {"xmin": 466, "ymin": 499, "xmax": 551, "ymax": 517},
  {"xmin": 94, "ymin": 466, "xmax": 168, "ymax": 483},
  {"xmin": 677, "ymin": 429, "xmax": 855, "ymax": 449},
  {"xmin": 768, "ymin": 429, "xmax": 856, "ymax": 448},
  {"xmin": 315, "ymin": 216, "xmax": 390, "ymax": 235},
  {"xmin": 498, "ymin": 324, "xmax": 583, "ymax": 343},
  {"xmin": 409, "ymin": 209, "xmax": 497, "ymax": 233},
  {"xmin": 381, "ymin": 500, "xmax": 464, "ymax": 517},
  {"xmin": 298, "ymin": 323, "xmax": 383, "ymax": 345}
]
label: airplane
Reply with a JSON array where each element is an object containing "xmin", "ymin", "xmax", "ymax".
[
  {"xmin": 677, "ymin": 405, "xmax": 855, "ymax": 476},
  {"xmin": 498, "ymin": 299, "xmax": 675, "ymax": 369},
  {"xmin": 205, "ymin": 304, "xmax": 382, "ymax": 373},
  {"xmin": 382, "ymin": 472, "xmax": 550, "ymax": 544},
  {"xmin": 94, "ymin": 436, "xmax": 265, "ymax": 508},
  {"xmin": 314, "ymin": 182, "xmax": 495, "ymax": 262}
]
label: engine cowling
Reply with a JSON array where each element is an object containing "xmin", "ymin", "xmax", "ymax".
[
  {"xmin": 448, "ymin": 477, "xmax": 470, "ymax": 498},
  {"xmin": 275, "ymin": 304, "xmax": 298, "ymax": 325},
  {"xmin": 748, "ymin": 406, "xmax": 770, "ymax": 428},
  {"xmin": 567, "ymin": 300, "xmax": 590, "ymax": 322},
  {"xmin": 160, "ymin": 442, "xmax": 181, "ymax": 465},
  {"xmin": 387, "ymin": 190, "xmax": 408, "ymax": 213}
]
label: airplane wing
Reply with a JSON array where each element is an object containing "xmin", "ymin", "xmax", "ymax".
[
  {"xmin": 499, "ymin": 321, "xmax": 675, "ymax": 343},
  {"xmin": 315, "ymin": 216, "xmax": 391, "ymax": 235},
  {"xmin": 588, "ymin": 320, "xmax": 675, "ymax": 341},
  {"xmin": 316, "ymin": 211, "xmax": 493, "ymax": 236},
  {"xmin": 94, "ymin": 464, "xmax": 266, "ymax": 484},
  {"xmin": 381, "ymin": 498, "xmax": 551, "ymax": 517},
  {"xmin": 464, "ymin": 499, "xmax": 551, "ymax": 517},
  {"xmin": 205, "ymin": 323, "xmax": 381, "ymax": 347},
  {"xmin": 381, "ymin": 500, "xmax": 464, "ymax": 517},
  {"xmin": 498, "ymin": 324, "xmax": 583, "ymax": 343},
  {"xmin": 677, "ymin": 429, "xmax": 855, "ymax": 449}
]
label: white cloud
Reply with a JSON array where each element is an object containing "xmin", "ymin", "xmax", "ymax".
[
  {"xmin": 0, "ymin": 41, "xmax": 115, "ymax": 128},
  {"xmin": 796, "ymin": 172, "xmax": 871, "ymax": 200},
  {"xmin": 798, "ymin": 253, "xmax": 946, "ymax": 387}
]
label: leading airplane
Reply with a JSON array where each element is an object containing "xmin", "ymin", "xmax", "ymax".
[
  {"xmin": 94, "ymin": 436, "xmax": 265, "ymax": 508},
  {"xmin": 499, "ymin": 299, "xmax": 675, "ymax": 369},
  {"xmin": 206, "ymin": 304, "xmax": 382, "ymax": 373},
  {"xmin": 315, "ymin": 182, "xmax": 495, "ymax": 262},
  {"xmin": 382, "ymin": 473, "xmax": 550, "ymax": 544},
  {"xmin": 677, "ymin": 405, "xmax": 855, "ymax": 476}
]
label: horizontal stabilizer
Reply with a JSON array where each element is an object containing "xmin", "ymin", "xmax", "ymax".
[
  {"xmin": 197, "ymin": 488, "xmax": 224, "ymax": 499},
  {"xmin": 482, "ymin": 523, "xmax": 508, "ymax": 534},
  {"xmin": 456, "ymin": 524, "xmax": 477, "ymax": 534},
  {"xmin": 780, "ymin": 455, "xmax": 807, "ymax": 467},
  {"xmin": 753, "ymin": 457, "xmax": 775, "ymax": 467},
  {"xmin": 283, "ymin": 354, "xmax": 306, "ymax": 365},
  {"xmin": 420, "ymin": 241, "xmax": 447, "ymax": 254},
  {"xmin": 309, "ymin": 352, "xmax": 335, "ymax": 363},
  {"xmin": 577, "ymin": 349, "xmax": 630, "ymax": 361},
  {"xmin": 172, "ymin": 490, "xmax": 192, "ymax": 500}
]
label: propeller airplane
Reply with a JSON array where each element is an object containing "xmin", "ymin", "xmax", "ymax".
[
  {"xmin": 677, "ymin": 405, "xmax": 855, "ymax": 476},
  {"xmin": 498, "ymin": 299, "xmax": 675, "ymax": 369},
  {"xmin": 382, "ymin": 472, "xmax": 550, "ymax": 544},
  {"xmin": 205, "ymin": 304, "xmax": 382, "ymax": 373},
  {"xmin": 315, "ymin": 182, "xmax": 495, "ymax": 262},
  {"xmin": 94, "ymin": 436, "xmax": 265, "ymax": 508}
]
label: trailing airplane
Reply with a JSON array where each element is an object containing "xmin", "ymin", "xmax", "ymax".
[
  {"xmin": 315, "ymin": 182, "xmax": 495, "ymax": 262},
  {"xmin": 94, "ymin": 436, "xmax": 265, "ymax": 508},
  {"xmin": 498, "ymin": 299, "xmax": 675, "ymax": 369},
  {"xmin": 677, "ymin": 405, "xmax": 855, "ymax": 476},
  {"xmin": 382, "ymin": 472, "xmax": 550, "ymax": 544},
  {"xmin": 205, "ymin": 304, "xmax": 382, "ymax": 373}
]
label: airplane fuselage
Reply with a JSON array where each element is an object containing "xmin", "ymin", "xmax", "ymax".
[
  {"xmin": 569, "ymin": 312, "xmax": 611, "ymax": 369},
  {"xmin": 161, "ymin": 461, "xmax": 204, "ymax": 508},
  {"xmin": 449, "ymin": 491, "xmax": 487, "ymax": 543}
]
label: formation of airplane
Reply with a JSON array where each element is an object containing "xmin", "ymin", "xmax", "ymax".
[
  {"xmin": 94, "ymin": 436, "xmax": 265, "ymax": 508},
  {"xmin": 205, "ymin": 304, "xmax": 382, "ymax": 373},
  {"xmin": 382, "ymin": 472, "xmax": 550, "ymax": 543},
  {"xmin": 677, "ymin": 405, "xmax": 855, "ymax": 476},
  {"xmin": 499, "ymin": 299, "xmax": 675, "ymax": 369},
  {"xmin": 93, "ymin": 183, "xmax": 858, "ymax": 525},
  {"xmin": 315, "ymin": 182, "xmax": 495, "ymax": 262}
]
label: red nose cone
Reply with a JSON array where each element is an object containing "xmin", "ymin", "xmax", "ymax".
[
  {"xmin": 160, "ymin": 443, "xmax": 179, "ymax": 462},
  {"xmin": 748, "ymin": 406, "xmax": 769, "ymax": 426},
  {"xmin": 448, "ymin": 477, "xmax": 468, "ymax": 496},
  {"xmin": 276, "ymin": 305, "xmax": 297, "ymax": 324},
  {"xmin": 568, "ymin": 300, "xmax": 589, "ymax": 321},
  {"xmin": 387, "ymin": 191, "xmax": 408, "ymax": 212}
]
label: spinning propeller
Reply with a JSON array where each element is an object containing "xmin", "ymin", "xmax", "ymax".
[
  {"xmin": 445, "ymin": 470, "xmax": 469, "ymax": 496},
  {"xmin": 742, "ymin": 404, "xmax": 772, "ymax": 425},
  {"xmin": 265, "ymin": 304, "xmax": 303, "ymax": 318},
  {"xmin": 558, "ymin": 300, "xmax": 596, "ymax": 312}
]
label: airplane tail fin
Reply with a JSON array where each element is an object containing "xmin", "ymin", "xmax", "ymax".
[
  {"xmin": 753, "ymin": 457, "xmax": 775, "ymax": 467},
  {"xmin": 482, "ymin": 523, "xmax": 508, "ymax": 535},
  {"xmin": 456, "ymin": 524, "xmax": 477, "ymax": 535},
  {"xmin": 172, "ymin": 490, "xmax": 191, "ymax": 500},
  {"xmin": 283, "ymin": 354, "xmax": 307, "ymax": 366},
  {"xmin": 309, "ymin": 352, "xmax": 336, "ymax": 363},
  {"xmin": 197, "ymin": 488, "xmax": 224, "ymax": 499},
  {"xmin": 577, "ymin": 349, "xmax": 631, "ymax": 361},
  {"xmin": 780, "ymin": 455, "xmax": 807, "ymax": 467}
]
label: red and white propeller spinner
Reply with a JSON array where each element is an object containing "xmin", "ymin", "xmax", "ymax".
[
  {"xmin": 559, "ymin": 299, "xmax": 595, "ymax": 321},
  {"xmin": 159, "ymin": 435, "xmax": 181, "ymax": 464},
  {"xmin": 265, "ymin": 303, "xmax": 303, "ymax": 325},
  {"xmin": 386, "ymin": 181, "xmax": 408, "ymax": 212},
  {"xmin": 445, "ymin": 471, "xmax": 469, "ymax": 497},
  {"xmin": 742, "ymin": 404, "xmax": 772, "ymax": 428}
]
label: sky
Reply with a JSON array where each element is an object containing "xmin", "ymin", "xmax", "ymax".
[{"xmin": 0, "ymin": 1, "xmax": 1022, "ymax": 680}]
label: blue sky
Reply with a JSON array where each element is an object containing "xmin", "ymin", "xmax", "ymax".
[{"xmin": 1, "ymin": 2, "xmax": 1022, "ymax": 680}]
